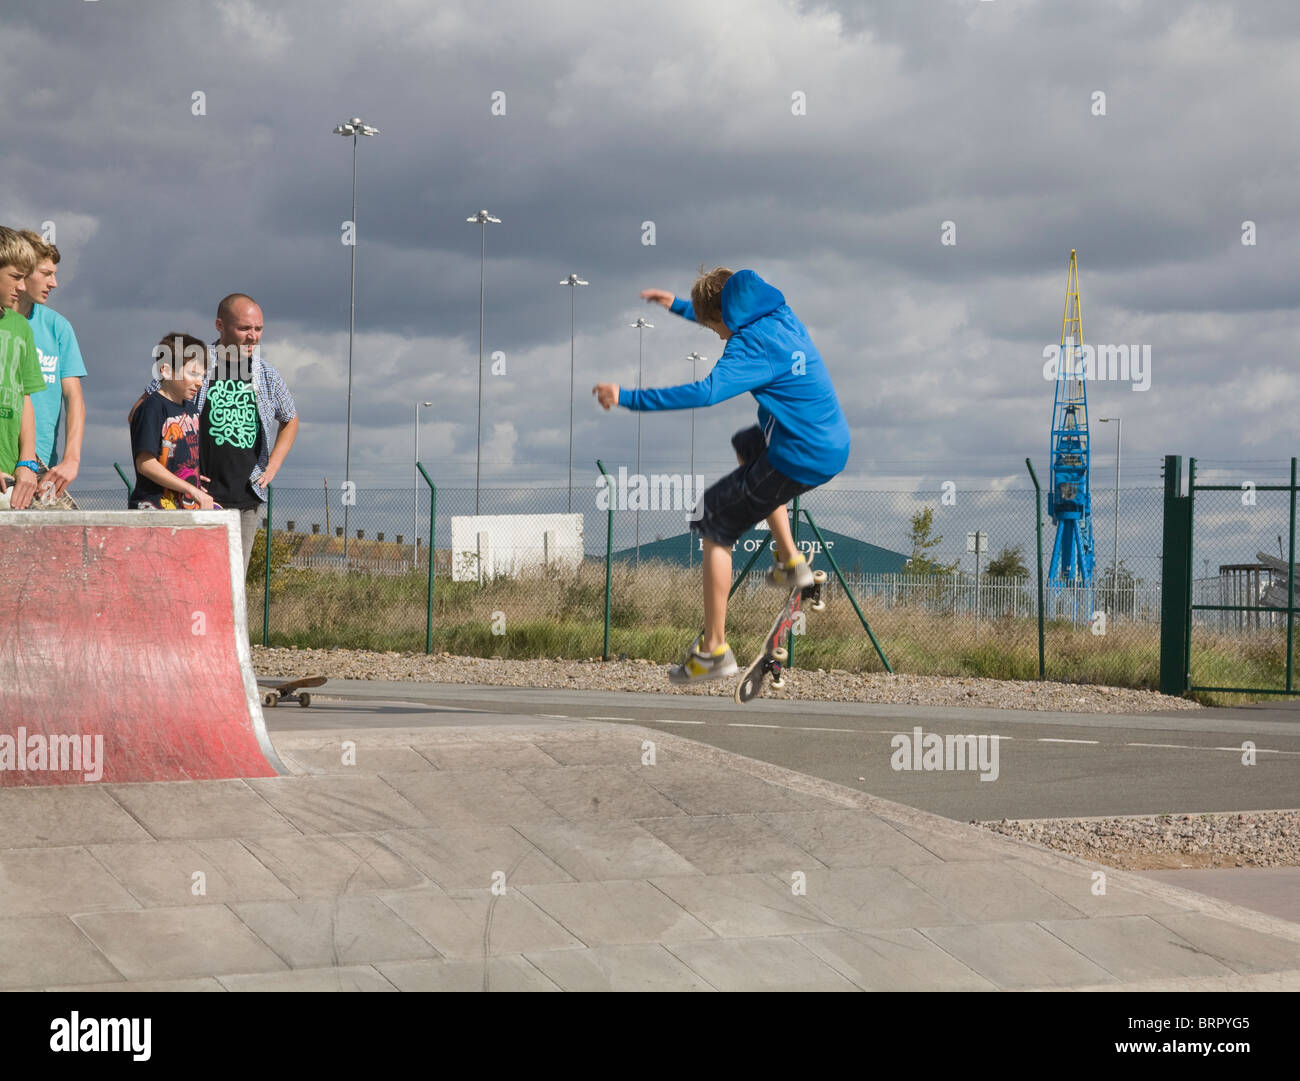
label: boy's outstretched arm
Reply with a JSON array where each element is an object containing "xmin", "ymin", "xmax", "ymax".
[
  {"xmin": 598, "ymin": 343, "xmax": 768, "ymax": 415},
  {"xmin": 640, "ymin": 287, "xmax": 695, "ymax": 322},
  {"xmin": 592, "ymin": 383, "xmax": 620, "ymax": 410}
]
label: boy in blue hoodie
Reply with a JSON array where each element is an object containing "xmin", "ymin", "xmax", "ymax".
[{"xmin": 594, "ymin": 267, "xmax": 850, "ymax": 683}]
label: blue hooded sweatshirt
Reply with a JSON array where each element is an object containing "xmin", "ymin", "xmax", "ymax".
[{"xmin": 617, "ymin": 269, "xmax": 850, "ymax": 486}]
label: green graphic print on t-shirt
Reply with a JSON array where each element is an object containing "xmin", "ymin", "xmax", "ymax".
[{"xmin": 207, "ymin": 378, "xmax": 259, "ymax": 448}]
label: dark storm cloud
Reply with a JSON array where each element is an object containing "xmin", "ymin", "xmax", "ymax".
[{"xmin": 0, "ymin": 0, "xmax": 1295, "ymax": 502}]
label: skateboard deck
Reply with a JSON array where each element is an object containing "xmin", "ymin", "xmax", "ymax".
[
  {"xmin": 734, "ymin": 557, "xmax": 826, "ymax": 704},
  {"xmin": 0, "ymin": 472, "xmax": 79, "ymax": 510},
  {"xmin": 258, "ymin": 675, "xmax": 326, "ymax": 708}
]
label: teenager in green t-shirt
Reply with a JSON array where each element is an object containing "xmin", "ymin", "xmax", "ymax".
[{"xmin": 0, "ymin": 226, "xmax": 45, "ymax": 509}]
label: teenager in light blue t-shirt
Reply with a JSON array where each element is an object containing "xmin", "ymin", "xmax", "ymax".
[{"xmin": 17, "ymin": 230, "xmax": 87, "ymax": 496}]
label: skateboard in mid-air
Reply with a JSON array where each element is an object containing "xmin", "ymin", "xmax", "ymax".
[
  {"xmin": 258, "ymin": 675, "xmax": 326, "ymax": 708},
  {"xmin": 734, "ymin": 556, "xmax": 826, "ymax": 704}
]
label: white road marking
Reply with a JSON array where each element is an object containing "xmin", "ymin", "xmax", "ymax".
[
  {"xmin": 1128, "ymin": 742, "xmax": 1299, "ymax": 756},
  {"xmin": 563, "ymin": 718, "xmax": 1298, "ymax": 757},
  {"xmin": 862, "ymin": 729, "xmax": 1014, "ymax": 739}
]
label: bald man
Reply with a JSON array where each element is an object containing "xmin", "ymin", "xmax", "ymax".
[{"xmin": 134, "ymin": 293, "xmax": 298, "ymax": 574}]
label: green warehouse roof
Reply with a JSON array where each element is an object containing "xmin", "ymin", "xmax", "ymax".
[{"xmin": 612, "ymin": 524, "xmax": 909, "ymax": 574}]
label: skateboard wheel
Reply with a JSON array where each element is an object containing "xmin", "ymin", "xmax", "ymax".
[
  {"xmin": 262, "ymin": 692, "xmax": 278, "ymax": 708},
  {"xmin": 297, "ymin": 693, "xmax": 312, "ymax": 708},
  {"xmin": 811, "ymin": 598, "xmax": 826, "ymax": 612},
  {"xmin": 813, "ymin": 570, "xmax": 827, "ymax": 584},
  {"xmin": 771, "ymin": 674, "xmax": 787, "ymax": 689},
  {"xmin": 736, "ymin": 675, "xmax": 760, "ymax": 704},
  {"xmin": 771, "ymin": 647, "xmax": 788, "ymax": 663}
]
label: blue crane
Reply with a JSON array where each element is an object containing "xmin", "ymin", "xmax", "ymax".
[{"xmin": 1047, "ymin": 250, "xmax": 1095, "ymax": 618}]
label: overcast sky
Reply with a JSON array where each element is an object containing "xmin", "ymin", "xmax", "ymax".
[{"xmin": 2, "ymin": 0, "xmax": 1298, "ymax": 569}]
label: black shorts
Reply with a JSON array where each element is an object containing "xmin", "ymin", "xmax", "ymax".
[{"xmin": 691, "ymin": 426, "xmax": 813, "ymax": 547}]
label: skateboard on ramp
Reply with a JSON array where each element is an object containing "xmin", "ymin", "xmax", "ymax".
[
  {"xmin": 734, "ymin": 556, "xmax": 826, "ymax": 704},
  {"xmin": 258, "ymin": 675, "xmax": 326, "ymax": 708}
]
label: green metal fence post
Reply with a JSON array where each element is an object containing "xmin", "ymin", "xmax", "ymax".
[
  {"xmin": 1184, "ymin": 457, "xmax": 1197, "ymax": 689},
  {"xmin": 597, "ymin": 460, "xmax": 613, "ymax": 660},
  {"xmin": 799, "ymin": 508, "xmax": 892, "ymax": 672},
  {"xmin": 787, "ymin": 497, "xmax": 800, "ymax": 668},
  {"xmin": 1159, "ymin": 455, "xmax": 1191, "ymax": 696},
  {"xmin": 417, "ymin": 463, "xmax": 436, "ymax": 654},
  {"xmin": 1289, "ymin": 458, "xmax": 1297, "ymax": 692},
  {"xmin": 262, "ymin": 484, "xmax": 272, "ymax": 648},
  {"xmin": 1025, "ymin": 458, "xmax": 1045, "ymax": 681},
  {"xmin": 113, "ymin": 462, "xmax": 132, "ymax": 494}
]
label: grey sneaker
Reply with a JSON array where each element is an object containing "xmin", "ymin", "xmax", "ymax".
[
  {"xmin": 668, "ymin": 638, "xmax": 739, "ymax": 684},
  {"xmin": 765, "ymin": 553, "xmax": 814, "ymax": 590}
]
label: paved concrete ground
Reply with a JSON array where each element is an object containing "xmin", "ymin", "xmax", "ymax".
[
  {"xmin": 3, "ymin": 717, "xmax": 1300, "ymax": 991},
  {"xmin": 1139, "ymin": 869, "xmax": 1300, "ymax": 926},
  {"xmin": 259, "ymin": 680, "xmax": 1300, "ymax": 820}
]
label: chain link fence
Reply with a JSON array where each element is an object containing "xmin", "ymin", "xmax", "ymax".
[{"xmin": 77, "ymin": 465, "xmax": 1282, "ymax": 690}]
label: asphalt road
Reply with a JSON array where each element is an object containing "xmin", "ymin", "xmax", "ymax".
[{"xmin": 262, "ymin": 680, "xmax": 1300, "ymax": 822}]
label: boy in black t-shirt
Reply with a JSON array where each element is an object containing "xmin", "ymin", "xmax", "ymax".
[{"xmin": 129, "ymin": 333, "xmax": 215, "ymax": 510}]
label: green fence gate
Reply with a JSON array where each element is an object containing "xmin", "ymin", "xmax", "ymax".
[{"xmin": 1160, "ymin": 454, "xmax": 1299, "ymax": 697}]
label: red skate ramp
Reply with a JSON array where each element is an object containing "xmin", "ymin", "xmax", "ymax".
[{"xmin": 0, "ymin": 511, "xmax": 286, "ymax": 785}]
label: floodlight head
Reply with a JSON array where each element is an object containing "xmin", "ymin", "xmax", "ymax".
[
  {"xmin": 422, "ymin": 400, "xmax": 433, "ymax": 407},
  {"xmin": 559, "ymin": 274, "xmax": 589, "ymax": 286},
  {"xmin": 629, "ymin": 318, "xmax": 654, "ymax": 329},
  {"xmin": 333, "ymin": 117, "xmax": 379, "ymax": 137},
  {"xmin": 466, "ymin": 209, "xmax": 501, "ymax": 224}
]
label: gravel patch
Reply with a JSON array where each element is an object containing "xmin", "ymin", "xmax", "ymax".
[
  {"xmin": 251, "ymin": 646, "xmax": 1198, "ymax": 714},
  {"xmin": 979, "ymin": 811, "xmax": 1300, "ymax": 869}
]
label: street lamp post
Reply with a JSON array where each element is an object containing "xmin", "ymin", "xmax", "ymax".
[
  {"xmin": 686, "ymin": 351, "xmax": 705, "ymax": 479},
  {"xmin": 686, "ymin": 351, "xmax": 706, "ymax": 568},
  {"xmin": 559, "ymin": 273, "xmax": 588, "ymax": 512},
  {"xmin": 332, "ymin": 116, "xmax": 380, "ymax": 561},
  {"xmin": 629, "ymin": 317, "xmax": 653, "ymax": 566},
  {"xmin": 1099, "ymin": 416, "xmax": 1121, "ymax": 616},
  {"xmin": 413, "ymin": 400, "xmax": 432, "ymax": 564},
  {"xmin": 466, "ymin": 210, "xmax": 500, "ymax": 515}
]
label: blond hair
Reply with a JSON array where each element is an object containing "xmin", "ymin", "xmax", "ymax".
[
  {"xmin": 689, "ymin": 266, "xmax": 733, "ymax": 327},
  {"xmin": 18, "ymin": 229, "xmax": 58, "ymax": 265},
  {"xmin": 0, "ymin": 226, "xmax": 37, "ymax": 276}
]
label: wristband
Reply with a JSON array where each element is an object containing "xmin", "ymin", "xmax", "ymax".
[{"xmin": 15, "ymin": 461, "xmax": 40, "ymax": 473}]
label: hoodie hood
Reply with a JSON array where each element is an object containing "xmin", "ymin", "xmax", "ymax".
[{"xmin": 720, "ymin": 270, "xmax": 786, "ymax": 331}]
